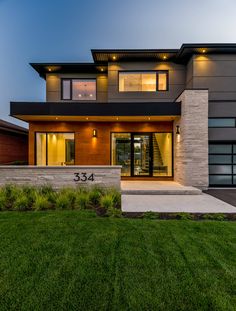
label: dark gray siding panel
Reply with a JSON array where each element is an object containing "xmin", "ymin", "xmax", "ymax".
[
  {"xmin": 209, "ymin": 102, "xmax": 236, "ymax": 117},
  {"xmin": 209, "ymin": 128, "xmax": 236, "ymax": 141}
]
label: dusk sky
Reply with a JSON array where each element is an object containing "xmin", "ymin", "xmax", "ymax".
[{"xmin": 1, "ymin": 0, "xmax": 236, "ymax": 127}]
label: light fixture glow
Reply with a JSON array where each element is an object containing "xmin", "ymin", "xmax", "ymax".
[
  {"xmin": 101, "ymin": 68, "xmax": 104, "ymax": 72},
  {"xmin": 116, "ymin": 117, "xmax": 119, "ymax": 121},
  {"xmin": 48, "ymin": 68, "xmax": 52, "ymax": 72},
  {"xmin": 163, "ymin": 55, "xmax": 167, "ymax": 60},
  {"xmin": 148, "ymin": 117, "xmax": 151, "ymax": 120},
  {"xmin": 202, "ymin": 49, "xmax": 206, "ymax": 53},
  {"xmin": 112, "ymin": 56, "xmax": 117, "ymax": 60},
  {"xmin": 86, "ymin": 117, "xmax": 89, "ymax": 120},
  {"xmin": 92, "ymin": 129, "xmax": 97, "ymax": 137}
]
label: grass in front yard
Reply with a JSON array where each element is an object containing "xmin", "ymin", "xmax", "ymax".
[{"xmin": 0, "ymin": 211, "xmax": 235, "ymax": 311}]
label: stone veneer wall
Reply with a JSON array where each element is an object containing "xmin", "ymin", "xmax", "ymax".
[
  {"xmin": 174, "ymin": 89, "xmax": 209, "ymax": 189},
  {"xmin": 0, "ymin": 166, "xmax": 121, "ymax": 190}
]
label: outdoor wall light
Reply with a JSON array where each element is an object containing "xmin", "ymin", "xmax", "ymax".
[
  {"xmin": 176, "ymin": 125, "xmax": 180, "ymax": 135},
  {"xmin": 92, "ymin": 129, "xmax": 97, "ymax": 137}
]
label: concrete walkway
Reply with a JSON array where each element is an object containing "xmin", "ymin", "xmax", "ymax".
[
  {"xmin": 122, "ymin": 193, "xmax": 236, "ymax": 213},
  {"xmin": 121, "ymin": 181, "xmax": 236, "ymax": 213}
]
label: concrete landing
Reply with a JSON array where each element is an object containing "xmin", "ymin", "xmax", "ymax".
[
  {"xmin": 122, "ymin": 193, "xmax": 236, "ymax": 213},
  {"xmin": 121, "ymin": 181, "xmax": 201, "ymax": 195}
]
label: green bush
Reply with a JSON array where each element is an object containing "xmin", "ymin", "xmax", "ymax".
[
  {"xmin": 2, "ymin": 184, "xmax": 21, "ymax": 210},
  {"xmin": 0, "ymin": 191, "xmax": 7, "ymax": 211},
  {"xmin": 88, "ymin": 186, "xmax": 103, "ymax": 207},
  {"xmin": 22, "ymin": 186, "xmax": 36, "ymax": 207},
  {"xmin": 55, "ymin": 193, "xmax": 71, "ymax": 210},
  {"xmin": 13, "ymin": 194, "xmax": 31, "ymax": 211},
  {"xmin": 60, "ymin": 188, "xmax": 77, "ymax": 208},
  {"xmin": 174, "ymin": 213, "xmax": 194, "ymax": 220},
  {"xmin": 143, "ymin": 211, "xmax": 160, "ymax": 219},
  {"xmin": 202, "ymin": 213, "xmax": 226, "ymax": 221},
  {"xmin": 75, "ymin": 192, "xmax": 90, "ymax": 210},
  {"xmin": 107, "ymin": 206, "xmax": 122, "ymax": 218},
  {"xmin": 108, "ymin": 188, "xmax": 121, "ymax": 209},
  {"xmin": 100, "ymin": 194, "xmax": 114, "ymax": 210},
  {"xmin": 40, "ymin": 184, "xmax": 54, "ymax": 196},
  {"xmin": 33, "ymin": 194, "xmax": 50, "ymax": 211}
]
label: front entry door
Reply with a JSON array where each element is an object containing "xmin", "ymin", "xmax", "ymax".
[{"xmin": 132, "ymin": 134, "xmax": 152, "ymax": 176}]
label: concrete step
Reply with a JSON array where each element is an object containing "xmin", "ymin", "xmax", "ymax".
[{"xmin": 122, "ymin": 188, "xmax": 202, "ymax": 195}]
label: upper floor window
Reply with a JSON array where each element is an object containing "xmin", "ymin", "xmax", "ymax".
[
  {"xmin": 208, "ymin": 118, "xmax": 236, "ymax": 128},
  {"xmin": 62, "ymin": 79, "xmax": 96, "ymax": 100},
  {"xmin": 119, "ymin": 71, "xmax": 168, "ymax": 92}
]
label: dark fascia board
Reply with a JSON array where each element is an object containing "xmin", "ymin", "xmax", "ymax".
[
  {"xmin": 30, "ymin": 62, "xmax": 108, "ymax": 79},
  {"xmin": 10, "ymin": 101, "xmax": 181, "ymax": 117},
  {"xmin": 0, "ymin": 119, "xmax": 28, "ymax": 135}
]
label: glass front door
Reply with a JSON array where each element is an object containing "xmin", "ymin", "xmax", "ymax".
[
  {"xmin": 111, "ymin": 132, "xmax": 172, "ymax": 177},
  {"xmin": 133, "ymin": 134, "xmax": 151, "ymax": 176}
]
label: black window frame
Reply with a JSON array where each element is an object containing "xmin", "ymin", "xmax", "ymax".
[
  {"xmin": 118, "ymin": 70, "xmax": 169, "ymax": 93},
  {"xmin": 61, "ymin": 78, "xmax": 97, "ymax": 101}
]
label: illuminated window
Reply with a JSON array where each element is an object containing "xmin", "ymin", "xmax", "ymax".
[
  {"xmin": 61, "ymin": 79, "xmax": 96, "ymax": 100},
  {"xmin": 36, "ymin": 133, "xmax": 75, "ymax": 166},
  {"xmin": 119, "ymin": 71, "xmax": 168, "ymax": 92}
]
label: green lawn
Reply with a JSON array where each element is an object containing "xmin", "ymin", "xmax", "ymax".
[{"xmin": 0, "ymin": 211, "xmax": 235, "ymax": 311}]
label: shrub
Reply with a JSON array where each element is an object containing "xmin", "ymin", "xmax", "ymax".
[
  {"xmin": 2, "ymin": 184, "xmax": 21, "ymax": 210},
  {"xmin": 100, "ymin": 194, "xmax": 114, "ymax": 210},
  {"xmin": 75, "ymin": 192, "xmax": 90, "ymax": 210},
  {"xmin": 40, "ymin": 184, "xmax": 54, "ymax": 196},
  {"xmin": 202, "ymin": 213, "xmax": 226, "ymax": 221},
  {"xmin": 33, "ymin": 194, "xmax": 50, "ymax": 211},
  {"xmin": 143, "ymin": 211, "xmax": 160, "ymax": 219},
  {"xmin": 108, "ymin": 188, "xmax": 121, "ymax": 209},
  {"xmin": 88, "ymin": 186, "xmax": 103, "ymax": 207},
  {"xmin": 174, "ymin": 212, "xmax": 194, "ymax": 220},
  {"xmin": 13, "ymin": 194, "xmax": 31, "ymax": 211},
  {"xmin": 0, "ymin": 191, "xmax": 7, "ymax": 211},
  {"xmin": 107, "ymin": 206, "xmax": 122, "ymax": 218},
  {"xmin": 22, "ymin": 186, "xmax": 36, "ymax": 207},
  {"xmin": 60, "ymin": 188, "xmax": 77, "ymax": 208},
  {"xmin": 55, "ymin": 193, "xmax": 71, "ymax": 210}
]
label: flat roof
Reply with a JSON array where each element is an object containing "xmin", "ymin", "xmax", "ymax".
[
  {"xmin": 0, "ymin": 119, "xmax": 28, "ymax": 135},
  {"xmin": 30, "ymin": 43, "xmax": 236, "ymax": 79}
]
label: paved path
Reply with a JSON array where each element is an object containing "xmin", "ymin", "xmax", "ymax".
[
  {"xmin": 122, "ymin": 193, "xmax": 236, "ymax": 213},
  {"xmin": 204, "ymin": 189, "xmax": 236, "ymax": 207}
]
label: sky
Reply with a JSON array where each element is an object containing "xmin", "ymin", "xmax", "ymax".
[{"xmin": 1, "ymin": 0, "xmax": 236, "ymax": 127}]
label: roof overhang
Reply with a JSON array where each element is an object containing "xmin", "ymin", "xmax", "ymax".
[{"xmin": 10, "ymin": 102, "xmax": 181, "ymax": 122}]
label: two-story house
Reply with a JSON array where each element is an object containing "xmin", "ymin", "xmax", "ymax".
[{"xmin": 10, "ymin": 44, "xmax": 236, "ymax": 188}]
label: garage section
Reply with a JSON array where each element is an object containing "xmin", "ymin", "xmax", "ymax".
[{"xmin": 209, "ymin": 143, "xmax": 236, "ymax": 186}]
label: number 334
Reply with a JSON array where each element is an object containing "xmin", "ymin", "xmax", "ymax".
[{"xmin": 74, "ymin": 172, "xmax": 94, "ymax": 182}]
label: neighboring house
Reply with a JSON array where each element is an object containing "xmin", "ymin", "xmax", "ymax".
[
  {"xmin": 9, "ymin": 43, "xmax": 236, "ymax": 187},
  {"xmin": 0, "ymin": 119, "xmax": 28, "ymax": 164}
]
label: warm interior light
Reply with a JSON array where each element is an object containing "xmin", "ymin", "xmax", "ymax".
[
  {"xmin": 55, "ymin": 117, "xmax": 58, "ymax": 120},
  {"xmin": 176, "ymin": 125, "xmax": 180, "ymax": 135},
  {"xmin": 202, "ymin": 49, "xmax": 206, "ymax": 53},
  {"xmin": 116, "ymin": 117, "xmax": 119, "ymax": 121},
  {"xmin": 101, "ymin": 68, "xmax": 104, "ymax": 72},
  {"xmin": 112, "ymin": 56, "xmax": 117, "ymax": 60},
  {"xmin": 48, "ymin": 68, "xmax": 52, "ymax": 72},
  {"xmin": 86, "ymin": 117, "xmax": 89, "ymax": 120},
  {"xmin": 92, "ymin": 129, "xmax": 97, "ymax": 137},
  {"xmin": 148, "ymin": 117, "xmax": 151, "ymax": 120},
  {"xmin": 163, "ymin": 55, "xmax": 167, "ymax": 60}
]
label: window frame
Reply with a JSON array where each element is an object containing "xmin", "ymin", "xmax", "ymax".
[
  {"xmin": 118, "ymin": 70, "xmax": 169, "ymax": 93},
  {"xmin": 61, "ymin": 78, "xmax": 97, "ymax": 101},
  {"xmin": 35, "ymin": 132, "xmax": 75, "ymax": 165}
]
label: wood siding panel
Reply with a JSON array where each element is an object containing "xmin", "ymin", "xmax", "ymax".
[{"xmin": 29, "ymin": 121, "xmax": 173, "ymax": 165}]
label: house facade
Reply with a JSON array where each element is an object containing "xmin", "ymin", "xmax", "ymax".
[{"xmin": 10, "ymin": 44, "xmax": 236, "ymax": 188}]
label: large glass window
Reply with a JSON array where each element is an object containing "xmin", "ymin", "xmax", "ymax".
[
  {"xmin": 36, "ymin": 133, "xmax": 75, "ymax": 166},
  {"xmin": 152, "ymin": 133, "xmax": 172, "ymax": 176},
  {"xmin": 62, "ymin": 79, "xmax": 96, "ymax": 100},
  {"xmin": 119, "ymin": 71, "xmax": 168, "ymax": 92}
]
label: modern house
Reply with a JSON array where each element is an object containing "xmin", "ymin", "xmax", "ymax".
[
  {"xmin": 10, "ymin": 44, "xmax": 236, "ymax": 188},
  {"xmin": 0, "ymin": 119, "xmax": 28, "ymax": 164}
]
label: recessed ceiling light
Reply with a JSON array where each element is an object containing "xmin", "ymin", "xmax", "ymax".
[
  {"xmin": 56, "ymin": 117, "xmax": 58, "ymax": 120},
  {"xmin": 101, "ymin": 68, "xmax": 104, "ymax": 72},
  {"xmin": 163, "ymin": 55, "xmax": 167, "ymax": 60},
  {"xmin": 86, "ymin": 117, "xmax": 89, "ymax": 120},
  {"xmin": 202, "ymin": 49, "xmax": 206, "ymax": 53},
  {"xmin": 116, "ymin": 117, "xmax": 119, "ymax": 120},
  {"xmin": 112, "ymin": 56, "xmax": 117, "ymax": 60},
  {"xmin": 48, "ymin": 68, "xmax": 52, "ymax": 72},
  {"xmin": 148, "ymin": 117, "xmax": 151, "ymax": 120}
]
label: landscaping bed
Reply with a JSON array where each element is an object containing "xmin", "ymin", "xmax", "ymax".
[{"xmin": 0, "ymin": 211, "xmax": 235, "ymax": 310}]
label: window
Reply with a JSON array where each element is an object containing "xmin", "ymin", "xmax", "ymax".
[
  {"xmin": 62, "ymin": 79, "xmax": 96, "ymax": 100},
  {"xmin": 36, "ymin": 133, "xmax": 75, "ymax": 166},
  {"xmin": 209, "ymin": 143, "xmax": 236, "ymax": 186},
  {"xmin": 119, "ymin": 71, "xmax": 168, "ymax": 92},
  {"xmin": 208, "ymin": 118, "xmax": 235, "ymax": 128}
]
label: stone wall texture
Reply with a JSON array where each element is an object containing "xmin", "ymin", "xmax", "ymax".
[
  {"xmin": 174, "ymin": 90, "xmax": 209, "ymax": 189},
  {"xmin": 0, "ymin": 166, "xmax": 121, "ymax": 190}
]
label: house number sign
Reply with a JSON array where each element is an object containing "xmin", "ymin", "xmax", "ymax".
[{"xmin": 74, "ymin": 172, "xmax": 95, "ymax": 182}]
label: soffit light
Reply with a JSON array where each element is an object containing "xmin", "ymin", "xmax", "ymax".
[
  {"xmin": 92, "ymin": 129, "xmax": 97, "ymax": 137},
  {"xmin": 112, "ymin": 56, "xmax": 117, "ymax": 60}
]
